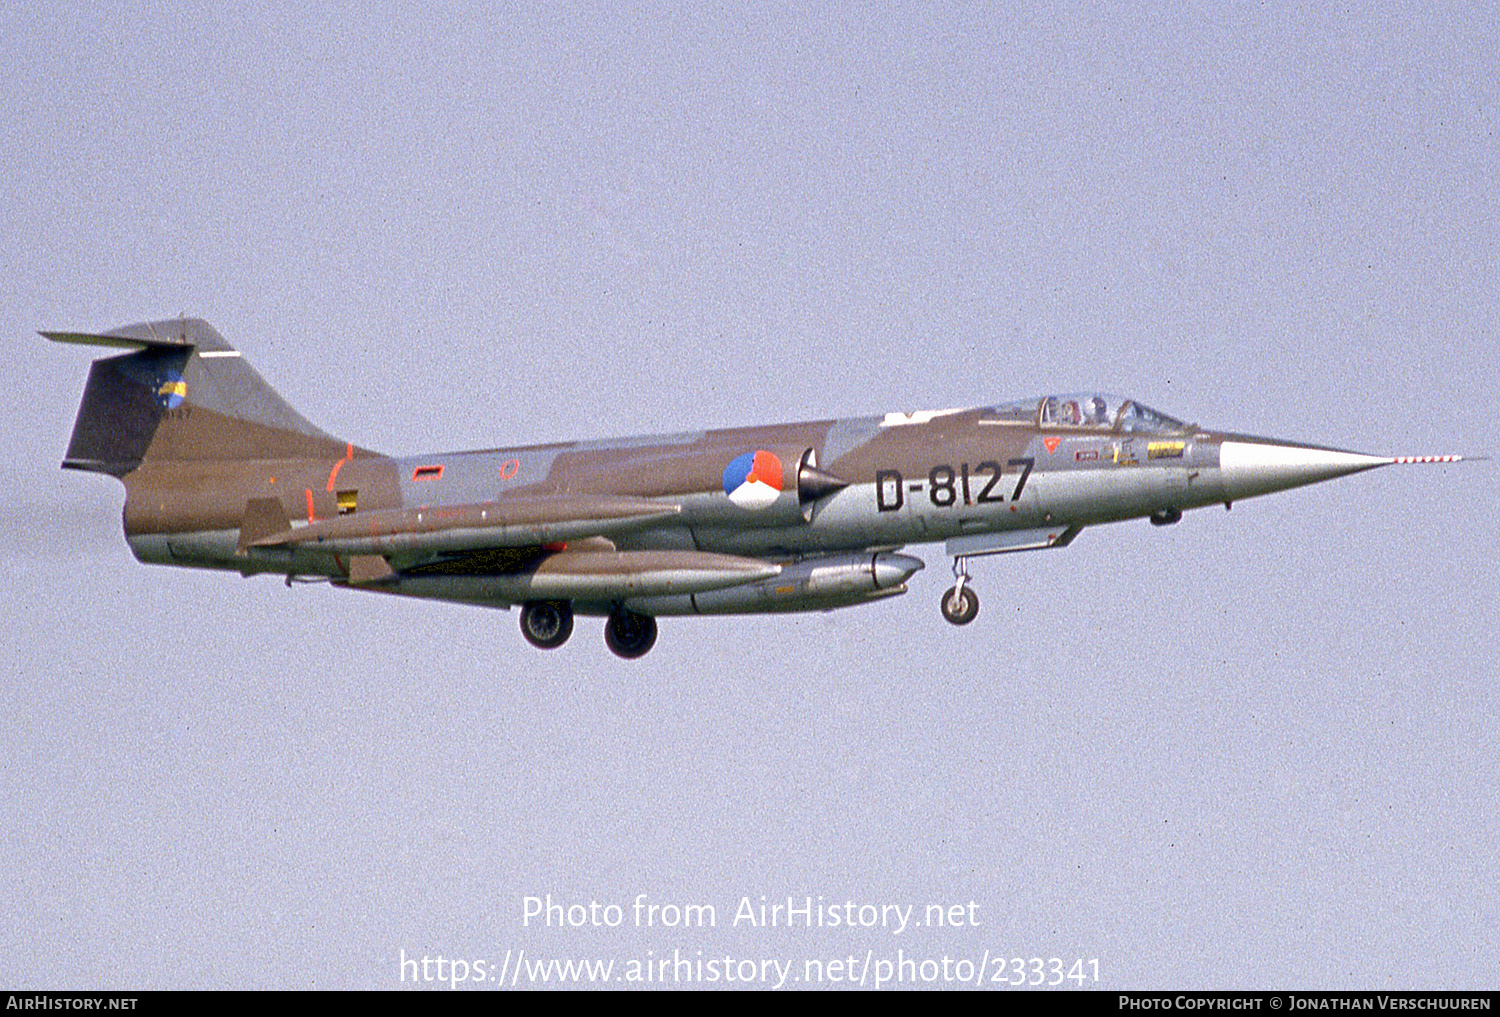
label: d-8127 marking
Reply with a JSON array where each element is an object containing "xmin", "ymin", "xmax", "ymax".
[{"xmin": 875, "ymin": 457, "xmax": 1034, "ymax": 512}]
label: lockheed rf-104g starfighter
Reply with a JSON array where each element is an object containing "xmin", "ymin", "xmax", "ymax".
[{"xmin": 47, "ymin": 318, "xmax": 1472, "ymax": 658}]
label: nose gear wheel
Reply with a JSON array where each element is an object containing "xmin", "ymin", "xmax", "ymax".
[{"xmin": 941, "ymin": 557, "xmax": 980, "ymax": 625}]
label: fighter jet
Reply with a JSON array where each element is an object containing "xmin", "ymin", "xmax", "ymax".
[{"xmin": 46, "ymin": 318, "xmax": 1473, "ymax": 658}]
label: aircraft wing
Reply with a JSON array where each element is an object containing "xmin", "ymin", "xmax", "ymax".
[
  {"xmin": 244, "ymin": 492, "xmax": 783, "ymax": 599},
  {"xmin": 246, "ymin": 493, "xmax": 682, "ymax": 555}
]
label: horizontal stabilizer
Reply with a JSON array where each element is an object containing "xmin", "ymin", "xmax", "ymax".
[{"xmin": 41, "ymin": 329, "xmax": 197, "ymax": 352}]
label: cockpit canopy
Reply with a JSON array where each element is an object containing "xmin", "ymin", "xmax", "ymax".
[{"xmin": 980, "ymin": 393, "xmax": 1192, "ymax": 434}]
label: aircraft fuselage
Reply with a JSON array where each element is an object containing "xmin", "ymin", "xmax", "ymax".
[{"xmin": 51, "ymin": 320, "xmax": 1464, "ymax": 657}]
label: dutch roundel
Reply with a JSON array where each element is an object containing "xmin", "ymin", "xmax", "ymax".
[{"xmin": 722, "ymin": 450, "xmax": 783, "ymax": 510}]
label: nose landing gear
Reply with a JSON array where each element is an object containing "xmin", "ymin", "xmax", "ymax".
[{"xmin": 940, "ymin": 557, "xmax": 980, "ymax": 625}]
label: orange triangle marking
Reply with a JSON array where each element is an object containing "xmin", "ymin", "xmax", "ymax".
[{"xmin": 1043, "ymin": 437, "xmax": 1061, "ymax": 454}]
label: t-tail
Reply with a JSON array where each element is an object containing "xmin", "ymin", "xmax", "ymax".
[{"xmin": 46, "ymin": 318, "xmax": 359, "ymax": 476}]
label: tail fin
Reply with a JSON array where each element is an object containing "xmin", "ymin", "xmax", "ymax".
[{"xmin": 46, "ymin": 318, "xmax": 357, "ymax": 476}]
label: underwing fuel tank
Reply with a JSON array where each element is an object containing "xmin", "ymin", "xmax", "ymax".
[
  {"xmin": 627, "ymin": 551, "xmax": 924, "ymax": 616},
  {"xmin": 378, "ymin": 549, "xmax": 781, "ymax": 606}
]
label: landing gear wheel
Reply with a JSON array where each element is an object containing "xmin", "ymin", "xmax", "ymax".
[
  {"xmin": 520, "ymin": 600, "xmax": 574, "ymax": 649},
  {"xmin": 604, "ymin": 609, "xmax": 658, "ymax": 659},
  {"xmin": 942, "ymin": 555, "xmax": 980, "ymax": 625},
  {"xmin": 941, "ymin": 585, "xmax": 979, "ymax": 625}
]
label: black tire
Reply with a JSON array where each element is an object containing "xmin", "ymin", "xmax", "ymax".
[
  {"xmin": 1150, "ymin": 507, "xmax": 1183, "ymax": 527},
  {"xmin": 520, "ymin": 600, "xmax": 574, "ymax": 649},
  {"xmin": 940, "ymin": 586, "xmax": 979, "ymax": 626},
  {"xmin": 604, "ymin": 609, "xmax": 658, "ymax": 659}
]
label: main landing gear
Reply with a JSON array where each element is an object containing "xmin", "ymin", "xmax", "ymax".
[
  {"xmin": 940, "ymin": 557, "xmax": 980, "ymax": 626},
  {"xmin": 604, "ymin": 608, "xmax": 658, "ymax": 659},
  {"xmin": 520, "ymin": 600, "xmax": 574, "ymax": 649},
  {"xmin": 518, "ymin": 600, "xmax": 659, "ymax": 659}
]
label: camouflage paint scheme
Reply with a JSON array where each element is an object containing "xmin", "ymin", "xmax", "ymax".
[{"xmin": 48, "ymin": 319, "xmax": 1470, "ymax": 658}]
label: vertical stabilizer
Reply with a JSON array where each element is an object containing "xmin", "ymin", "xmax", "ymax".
[{"xmin": 45, "ymin": 318, "xmax": 357, "ymax": 476}]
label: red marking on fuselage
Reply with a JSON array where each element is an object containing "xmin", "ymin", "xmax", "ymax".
[
  {"xmin": 498, "ymin": 458, "xmax": 520, "ymax": 480},
  {"xmin": 325, "ymin": 441, "xmax": 355, "ymax": 491},
  {"xmin": 1043, "ymin": 437, "xmax": 1062, "ymax": 454},
  {"xmin": 304, "ymin": 487, "xmax": 316, "ymax": 524}
]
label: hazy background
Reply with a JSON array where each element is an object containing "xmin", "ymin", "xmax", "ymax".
[{"xmin": 2, "ymin": 2, "xmax": 1494, "ymax": 989}]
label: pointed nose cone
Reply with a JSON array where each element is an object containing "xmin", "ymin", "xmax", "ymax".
[{"xmin": 1219, "ymin": 439, "xmax": 1392, "ymax": 502}]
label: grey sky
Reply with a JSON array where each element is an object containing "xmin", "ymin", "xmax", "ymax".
[{"xmin": 3, "ymin": 3, "xmax": 1495, "ymax": 989}]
